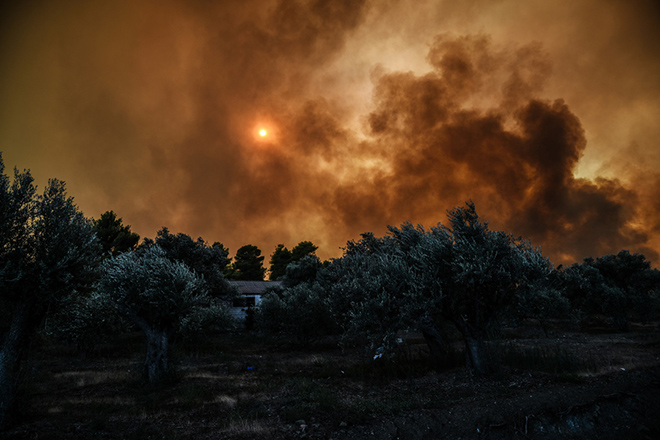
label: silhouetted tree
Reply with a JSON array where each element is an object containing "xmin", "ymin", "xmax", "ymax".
[
  {"xmin": 44, "ymin": 289, "xmax": 126, "ymax": 356},
  {"xmin": 426, "ymin": 202, "xmax": 552, "ymax": 374},
  {"xmin": 142, "ymin": 228, "xmax": 235, "ymax": 299},
  {"xmin": 93, "ymin": 210, "xmax": 140, "ymax": 256},
  {"xmin": 291, "ymin": 240, "xmax": 318, "ymax": 261},
  {"xmin": 269, "ymin": 244, "xmax": 292, "ymax": 280},
  {"xmin": 283, "ymin": 255, "xmax": 323, "ymax": 288},
  {"xmin": 323, "ymin": 242, "xmax": 413, "ymax": 355},
  {"xmin": 560, "ymin": 250, "xmax": 660, "ymax": 329},
  {"xmin": 0, "ymin": 156, "xmax": 100, "ymax": 429},
  {"xmin": 324, "ymin": 202, "xmax": 553, "ymax": 375},
  {"xmin": 269, "ymin": 241, "xmax": 319, "ymax": 280},
  {"xmin": 230, "ymin": 244, "xmax": 266, "ymax": 281},
  {"xmin": 257, "ymin": 281, "xmax": 336, "ymax": 346},
  {"xmin": 513, "ymin": 278, "xmax": 570, "ymax": 337}
]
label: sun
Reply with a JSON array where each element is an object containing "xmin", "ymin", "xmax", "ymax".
[{"xmin": 259, "ymin": 129, "xmax": 267, "ymax": 137}]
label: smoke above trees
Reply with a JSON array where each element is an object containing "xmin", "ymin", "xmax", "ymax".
[{"xmin": 1, "ymin": 0, "xmax": 659, "ymax": 265}]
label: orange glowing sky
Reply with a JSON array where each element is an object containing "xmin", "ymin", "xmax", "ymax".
[{"xmin": 1, "ymin": 0, "xmax": 659, "ymax": 266}]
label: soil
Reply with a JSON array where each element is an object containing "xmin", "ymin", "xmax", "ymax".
[{"xmin": 5, "ymin": 326, "xmax": 660, "ymax": 439}]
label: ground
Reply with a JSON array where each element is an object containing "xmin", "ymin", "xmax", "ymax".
[{"xmin": 5, "ymin": 324, "xmax": 660, "ymax": 439}]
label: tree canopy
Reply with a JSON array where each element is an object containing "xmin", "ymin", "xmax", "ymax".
[
  {"xmin": 322, "ymin": 201, "xmax": 555, "ymax": 374},
  {"xmin": 0, "ymin": 155, "xmax": 100, "ymax": 429},
  {"xmin": 269, "ymin": 244, "xmax": 293, "ymax": 280},
  {"xmin": 269, "ymin": 241, "xmax": 319, "ymax": 280},
  {"xmin": 291, "ymin": 241, "xmax": 318, "ymax": 261},
  {"xmin": 559, "ymin": 250, "xmax": 660, "ymax": 329},
  {"xmin": 93, "ymin": 210, "xmax": 140, "ymax": 256},
  {"xmin": 230, "ymin": 244, "xmax": 266, "ymax": 281},
  {"xmin": 143, "ymin": 227, "xmax": 235, "ymax": 299},
  {"xmin": 98, "ymin": 245, "xmax": 231, "ymax": 383}
]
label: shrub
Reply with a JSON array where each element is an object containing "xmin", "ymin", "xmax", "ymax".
[{"xmin": 256, "ymin": 282, "xmax": 337, "ymax": 346}]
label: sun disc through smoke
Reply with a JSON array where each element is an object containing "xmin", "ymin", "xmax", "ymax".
[{"xmin": 259, "ymin": 129, "xmax": 267, "ymax": 137}]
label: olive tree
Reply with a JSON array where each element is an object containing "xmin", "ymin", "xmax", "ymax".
[
  {"xmin": 560, "ymin": 251, "xmax": 660, "ymax": 329},
  {"xmin": 422, "ymin": 202, "xmax": 554, "ymax": 374},
  {"xmin": 98, "ymin": 245, "xmax": 230, "ymax": 383},
  {"xmin": 325, "ymin": 247, "xmax": 414, "ymax": 354},
  {"xmin": 143, "ymin": 227, "xmax": 235, "ymax": 299},
  {"xmin": 326, "ymin": 202, "xmax": 554, "ymax": 375},
  {"xmin": 513, "ymin": 281, "xmax": 570, "ymax": 336},
  {"xmin": 1, "ymin": 156, "xmax": 100, "ymax": 430},
  {"xmin": 257, "ymin": 281, "xmax": 336, "ymax": 346},
  {"xmin": 282, "ymin": 255, "xmax": 323, "ymax": 288},
  {"xmin": 44, "ymin": 289, "xmax": 126, "ymax": 355}
]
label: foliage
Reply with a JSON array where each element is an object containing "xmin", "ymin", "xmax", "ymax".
[
  {"xmin": 268, "ymin": 244, "xmax": 292, "ymax": 280},
  {"xmin": 230, "ymin": 244, "xmax": 266, "ymax": 281},
  {"xmin": 591, "ymin": 251, "xmax": 660, "ymax": 323},
  {"xmin": 291, "ymin": 240, "xmax": 318, "ymax": 261},
  {"xmin": 438, "ymin": 203, "xmax": 551, "ymax": 330},
  {"xmin": 513, "ymin": 282, "xmax": 571, "ymax": 335},
  {"xmin": 269, "ymin": 241, "xmax": 319, "ymax": 281},
  {"xmin": 44, "ymin": 290, "xmax": 127, "ymax": 355},
  {"xmin": 143, "ymin": 227, "xmax": 235, "ymax": 299},
  {"xmin": 256, "ymin": 281, "xmax": 336, "ymax": 346},
  {"xmin": 282, "ymin": 255, "xmax": 323, "ymax": 288},
  {"xmin": 323, "ymin": 246, "xmax": 413, "ymax": 355},
  {"xmin": 426, "ymin": 203, "xmax": 554, "ymax": 373},
  {"xmin": 177, "ymin": 299, "xmax": 235, "ymax": 344},
  {"xmin": 93, "ymin": 210, "xmax": 139, "ymax": 256},
  {"xmin": 100, "ymin": 245, "xmax": 208, "ymax": 334},
  {"xmin": 559, "ymin": 250, "xmax": 660, "ymax": 329},
  {"xmin": 98, "ymin": 245, "xmax": 232, "ymax": 382},
  {"xmin": 322, "ymin": 201, "xmax": 555, "ymax": 374},
  {"xmin": 0, "ymin": 154, "xmax": 101, "ymax": 429}
]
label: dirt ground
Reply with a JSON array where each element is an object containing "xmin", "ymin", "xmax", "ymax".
[{"xmin": 5, "ymin": 326, "xmax": 660, "ymax": 439}]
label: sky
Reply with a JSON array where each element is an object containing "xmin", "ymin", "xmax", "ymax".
[{"xmin": 1, "ymin": 0, "xmax": 659, "ymax": 266}]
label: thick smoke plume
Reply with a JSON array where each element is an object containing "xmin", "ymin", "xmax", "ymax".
[{"xmin": 1, "ymin": 0, "xmax": 659, "ymax": 265}]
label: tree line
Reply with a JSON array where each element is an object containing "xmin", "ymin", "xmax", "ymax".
[
  {"xmin": 0, "ymin": 155, "xmax": 321, "ymax": 429},
  {"xmin": 1, "ymin": 154, "xmax": 659, "ymax": 430},
  {"xmin": 255, "ymin": 204, "xmax": 660, "ymax": 374},
  {"xmin": 94, "ymin": 210, "xmax": 320, "ymax": 282}
]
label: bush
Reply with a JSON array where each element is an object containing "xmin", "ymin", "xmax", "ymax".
[
  {"xmin": 256, "ymin": 282, "xmax": 337, "ymax": 346},
  {"xmin": 44, "ymin": 291, "xmax": 127, "ymax": 355}
]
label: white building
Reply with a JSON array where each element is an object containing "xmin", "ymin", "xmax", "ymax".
[{"xmin": 228, "ymin": 280, "xmax": 283, "ymax": 321}]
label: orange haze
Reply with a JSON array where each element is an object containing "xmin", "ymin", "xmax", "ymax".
[{"xmin": 1, "ymin": 0, "xmax": 659, "ymax": 266}]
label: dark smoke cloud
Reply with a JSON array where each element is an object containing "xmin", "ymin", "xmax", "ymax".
[
  {"xmin": 332, "ymin": 34, "xmax": 659, "ymax": 264},
  {"xmin": 1, "ymin": 0, "xmax": 658, "ymax": 266}
]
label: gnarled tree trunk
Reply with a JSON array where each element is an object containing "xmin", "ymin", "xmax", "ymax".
[
  {"xmin": 463, "ymin": 335, "xmax": 491, "ymax": 375},
  {"xmin": 418, "ymin": 314, "xmax": 448, "ymax": 371},
  {"xmin": 120, "ymin": 308, "xmax": 173, "ymax": 384},
  {"xmin": 451, "ymin": 317, "xmax": 493, "ymax": 375},
  {"xmin": 142, "ymin": 327, "xmax": 170, "ymax": 383},
  {"xmin": 0, "ymin": 300, "xmax": 31, "ymax": 431}
]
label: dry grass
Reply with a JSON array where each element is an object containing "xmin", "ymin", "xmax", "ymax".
[
  {"xmin": 224, "ymin": 416, "xmax": 270, "ymax": 435},
  {"xmin": 5, "ymin": 328, "xmax": 659, "ymax": 439},
  {"xmin": 53, "ymin": 369, "xmax": 132, "ymax": 386}
]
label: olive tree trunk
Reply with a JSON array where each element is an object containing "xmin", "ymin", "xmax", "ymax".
[
  {"xmin": 0, "ymin": 301, "xmax": 31, "ymax": 431},
  {"xmin": 451, "ymin": 317, "xmax": 493, "ymax": 375},
  {"xmin": 463, "ymin": 335, "xmax": 491, "ymax": 375},
  {"xmin": 120, "ymin": 308, "xmax": 173, "ymax": 384},
  {"xmin": 418, "ymin": 315, "xmax": 448, "ymax": 370},
  {"xmin": 143, "ymin": 327, "xmax": 170, "ymax": 383}
]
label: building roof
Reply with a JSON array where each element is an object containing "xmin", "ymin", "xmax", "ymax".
[{"xmin": 229, "ymin": 280, "xmax": 283, "ymax": 295}]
